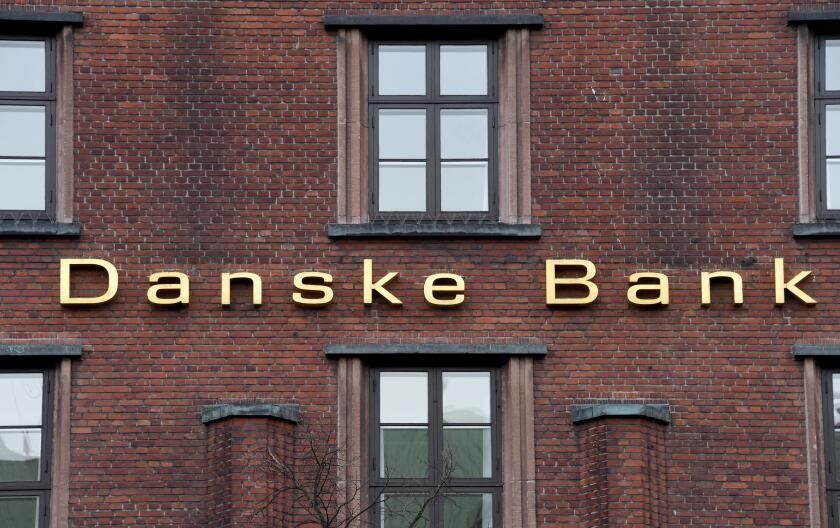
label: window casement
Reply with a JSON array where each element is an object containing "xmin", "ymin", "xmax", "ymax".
[
  {"xmin": 0, "ymin": 36, "xmax": 56, "ymax": 221},
  {"xmin": 369, "ymin": 42, "xmax": 498, "ymax": 221},
  {"xmin": 816, "ymin": 34, "xmax": 840, "ymax": 220},
  {"xmin": 328, "ymin": 15, "xmax": 543, "ymax": 237},
  {"xmin": 370, "ymin": 366, "xmax": 501, "ymax": 527},
  {"xmin": 0, "ymin": 368, "xmax": 53, "ymax": 528}
]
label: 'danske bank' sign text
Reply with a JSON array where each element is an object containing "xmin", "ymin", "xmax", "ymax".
[{"xmin": 57, "ymin": 258, "xmax": 817, "ymax": 308}]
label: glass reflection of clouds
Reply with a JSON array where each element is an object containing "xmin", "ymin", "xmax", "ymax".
[
  {"xmin": 834, "ymin": 374, "xmax": 840, "ymax": 425},
  {"xmin": 0, "ymin": 374, "xmax": 42, "ymax": 427},
  {"xmin": 443, "ymin": 372, "xmax": 490, "ymax": 424},
  {"xmin": 380, "ymin": 372, "xmax": 428, "ymax": 424},
  {"xmin": 0, "ymin": 429, "xmax": 41, "ymax": 482}
]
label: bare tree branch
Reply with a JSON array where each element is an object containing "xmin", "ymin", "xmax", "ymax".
[{"xmin": 259, "ymin": 426, "xmax": 456, "ymax": 528}]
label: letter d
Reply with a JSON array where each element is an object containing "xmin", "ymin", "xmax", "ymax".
[{"xmin": 60, "ymin": 259, "xmax": 119, "ymax": 305}]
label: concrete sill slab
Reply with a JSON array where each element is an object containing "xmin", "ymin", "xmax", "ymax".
[
  {"xmin": 571, "ymin": 403, "xmax": 672, "ymax": 424},
  {"xmin": 328, "ymin": 222, "xmax": 541, "ymax": 238},
  {"xmin": 0, "ymin": 222, "xmax": 80, "ymax": 237},
  {"xmin": 201, "ymin": 403, "xmax": 301, "ymax": 425}
]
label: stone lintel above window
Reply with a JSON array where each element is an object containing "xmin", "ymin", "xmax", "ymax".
[
  {"xmin": 793, "ymin": 344, "xmax": 840, "ymax": 358},
  {"xmin": 789, "ymin": 9, "xmax": 840, "ymax": 25},
  {"xmin": 0, "ymin": 9, "xmax": 84, "ymax": 27},
  {"xmin": 0, "ymin": 343, "xmax": 82, "ymax": 357}
]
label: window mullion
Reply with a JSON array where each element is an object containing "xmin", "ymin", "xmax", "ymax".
[
  {"xmin": 429, "ymin": 42, "xmax": 438, "ymax": 219},
  {"xmin": 48, "ymin": 99, "xmax": 56, "ymax": 216},
  {"xmin": 818, "ymin": 37, "xmax": 824, "ymax": 97},
  {"xmin": 819, "ymin": 98, "xmax": 829, "ymax": 217},
  {"xmin": 432, "ymin": 367, "xmax": 443, "ymax": 526},
  {"xmin": 431, "ymin": 367, "xmax": 441, "ymax": 492},
  {"xmin": 431, "ymin": 103, "xmax": 440, "ymax": 218},
  {"xmin": 370, "ymin": 104, "xmax": 378, "ymax": 217}
]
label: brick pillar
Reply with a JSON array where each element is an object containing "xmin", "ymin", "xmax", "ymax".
[
  {"xmin": 574, "ymin": 404, "xmax": 670, "ymax": 528},
  {"xmin": 203, "ymin": 404, "xmax": 300, "ymax": 528}
]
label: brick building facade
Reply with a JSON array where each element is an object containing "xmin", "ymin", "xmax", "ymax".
[{"xmin": 0, "ymin": 1, "xmax": 838, "ymax": 527}]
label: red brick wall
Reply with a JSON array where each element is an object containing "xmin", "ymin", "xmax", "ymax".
[
  {"xmin": 577, "ymin": 417, "xmax": 669, "ymax": 528},
  {"xmin": 0, "ymin": 1, "xmax": 834, "ymax": 526},
  {"xmin": 206, "ymin": 417, "xmax": 293, "ymax": 528}
]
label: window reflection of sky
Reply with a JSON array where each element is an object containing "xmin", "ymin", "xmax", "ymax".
[
  {"xmin": 834, "ymin": 374, "xmax": 840, "ymax": 425},
  {"xmin": 0, "ymin": 374, "xmax": 42, "ymax": 427},
  {"xmin": 443, "ymin": 372, "xmax": 490, "ymax": 424},
  {"xmin": 380, "ymin": 372, "xmax": 428, "ymax": 424},
  {"xmin": 827, "ymin": 41, "xmax": 840, "ymax": 91},
  {"xmin": 0, "ymin": 429, "xmax": 40, "ymax": 460}
]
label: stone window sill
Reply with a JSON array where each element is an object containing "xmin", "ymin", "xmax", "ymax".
[
  {"xmin": 327, "ymin": 222, "xmax": 541, "ymax": 238},
  {"xmin": 0, "ymin": 222, "xmax": 80, "ymax": 237},
  {"xmin": 792, "ymin": 222, "xmax": 840, "ymax": 238},
  {"xmin": 325, "ymin": 343, "xmax": 548, "ymax": 357}
]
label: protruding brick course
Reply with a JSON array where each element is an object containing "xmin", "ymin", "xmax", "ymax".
[
  {"xmin": 206, "ymin": 415, "xmax": 296, "ymax": 528},
  {"xmin": 576, "ymin": 417, "xmax": 669, "ymax": 528}
]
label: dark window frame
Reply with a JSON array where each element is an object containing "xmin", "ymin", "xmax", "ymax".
[
  {"xmin": 815, "ymin": 33, "xmax": 840, "ymax": 220},
  {"xmin": 0, "ymin": 33, "xmax": 57, "ymax": 221},
  {"xmin": 368, "ymin": 40, "xmax": 499, "ymax": 222},
  {"xmin": 0, "ymin": 365, "xmax": 53, "ymax": 528},
  {"xmin": 369, "ymin": 364, "xmax": 502, "ymax": 527}
]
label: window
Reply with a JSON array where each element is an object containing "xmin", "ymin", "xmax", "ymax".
[
  {"xmin": 0, "ymin": 369, "xmax": 52, "ymax": 528},
  {"xmin": 0, "ymin": 37, "xmax": 55, "ymax": 220},
  {"xmin": 371, "ymin": 367, "xmax": 500, "ymax": 527},
  {"xmin": 328, "ymin": 16, "xmax": 542, "ymax": 236},
  {"xmin": 370, "ymin": 42, "xmax": 497, "ymax": 220},
  {"xmin": 817, "ymin": 35, "xmax": 840, "ymax": 220}
]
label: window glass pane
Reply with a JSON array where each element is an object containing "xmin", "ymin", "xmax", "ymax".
[
  {"xmin": 440, "ymin": 109, "xmax": 488, "ymax": 159},
  {"xmin": 440, "ymin": 45, "xmax": 488, "ymax": 96},
  {"xmin": 381, "ymin": 494, "xmax": 430, "ymax": 528},
  {"xmin": 440, "ymin": 162, "xmax": 488, "ymax": 212},
  {"xmin": 378, "ymin": 162, "xmax": 426, "ymax": 212},
  {"xmin": 0, "ymin": 106, "xmax": 46, "ymax": 157},
  {"xmin": 827, "ymin": 40, "xmax": 840, "ymax": 91},
  {"xmin": 836, "ymin": 496, "xmax": 840, "ymax": 523},
  {"xmin": 0, "ymin": 40, "xmax": 45, "ymax": 92},
  {"xmin": 443, "ymin": 494, "xmax": 493, "ymax": 528},
  {"xmin": 380, "ymin": 372, "xmax": 428, "ymax": 423},
  {"xmin": 443, "ymin": 426, "xmax": 492, "ymax": 478},
  {"xmin": 0, "ymin": 496, "xmax": 39, "ymax": 528},
  {"xmin": 833, "ymin": 373, "xmax": 840, "ymax": 425},
  {"xmin": 834, "ymin": 429, "xmax": 840, "ymax": 473},
  {"xmin": 827, "ymin": 106, "xmax": 840, "ymax": 157},
  {"xmin": 826, "ymin": 159, "xmax": 840, "ymax": 210},
  {"xmin": 379, "ymin": 45, "xmax": 426, "ymax": 96},
  {"xmin": 443, "ymin": 372, "xmax": 491, "ymax": 423},
  {"xmin": 0, "ymin": 374, "xmax": 43, "ymax": 427},
  {"xmin": 379, "ymin": 109, "xmax": 426, "ymax": 160},
  {"xmin": 0, "ymin": 160, "xmax": 46, "ymax": 211},
  {"xmin": 380, "ymin": 426, "xmax": 428, "ymax": 478},
  {"xmin": 0, "ymin": 429, "xmax": 41, "ymax": 482}
]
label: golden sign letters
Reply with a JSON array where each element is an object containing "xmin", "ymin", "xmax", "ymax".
[{"xmin": 59, "ymin": 258, "xmax": 818, "ymax": 308}]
